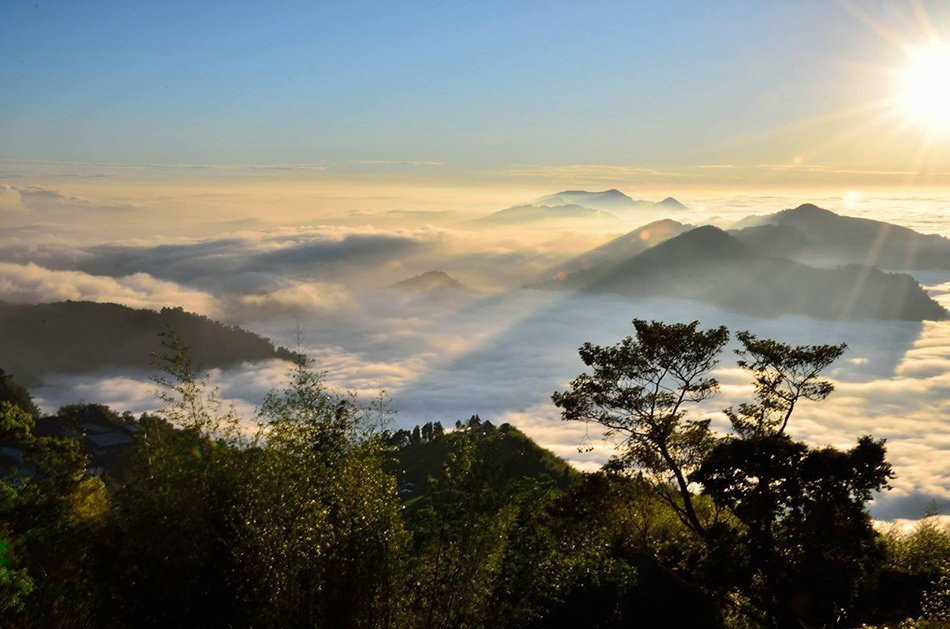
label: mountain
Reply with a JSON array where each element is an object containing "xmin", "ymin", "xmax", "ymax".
[
  {"xmin": 388, "ymin": 270, "xmax": 465, "ymax": 292},
  {"xmin": 731, "ymin": 204, "xmax": 950, "ymax": 270},
  {"xmin": 542, "ymin": 226, "xmax": 947, "ymax": 321},
  {"xmin": 478, "ymin": 190, "xmax": 688, "ymax": 225},
  {"xmin": 534, "ymin": 189, "xmax": 688, "ymax": 213},
  {"xmin": 0, "ymin": 301, "xmax": 302, "ymax": 385},
  {"xmin": 534, "ymin": 189, "xmax": 638, "ymax": 211},
  {"xmin": 478, "ymin": 203, "xmax": 620, "ymax": 224},
  {"xmin": 538, "ymin": 218, "xmax": 692, "ymax": 282},
  {"xmin": 657, "ymin": 196, "xmax": 688, "ymax": 211}
]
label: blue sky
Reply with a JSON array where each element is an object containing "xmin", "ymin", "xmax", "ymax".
[{"xmin": 2, "ymin": 1, "xmax": 948, "ymax": 184}]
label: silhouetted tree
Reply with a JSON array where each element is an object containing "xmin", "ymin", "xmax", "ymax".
[
  {"xmin": 691, "ymin": 333, "xmax": 892, "ymax": 627},
  {"xmin": 553, "ymin": 319, "xmax": 729, "ymax": 535},
  {"xmin": 556, "ymin": 320, "xmax": 895, "ymax": 627}
]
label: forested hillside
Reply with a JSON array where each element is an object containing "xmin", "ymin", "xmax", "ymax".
[
  {"xmin": 0, "ymin": 301, "xmax": 301, "ymax": 384},
  {"xmin": 1, "ymin": 323, "xmax": 947, "ymax": 628}
]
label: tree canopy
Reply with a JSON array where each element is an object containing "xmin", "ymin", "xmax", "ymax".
[
  {"xmin": 1, "ymin": 323, "xmax": 945, "ymax": 628},
  {"xmin": 554, "ymin": 319, "xmax": 899, "ymax": 627}
]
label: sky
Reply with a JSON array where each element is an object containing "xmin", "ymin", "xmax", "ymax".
[{"xmin": 2, "ymin": 0, "xmax": 950, "ymax": 190}]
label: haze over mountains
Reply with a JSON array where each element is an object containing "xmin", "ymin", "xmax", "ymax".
[
  {"xmin": 534, "ymin": 189, "xmax": 688, "ymax": 213},
  {"xmin": 479, "ymin": 189, "xmax": 688, "ymax": 225},
  {"xmin": 388, "ymin": 270, "xmax": 466, "ymax": 293},
  {"xmin": 539, "ymin": 225, "xmax": 946, "ymax": 321},
  {"xmin": 539, "ymin": 218, "xmax": 693, "ymax": 281},
  {"xmin": 731, "ymin": 203, "xmax": 950, "ymax": 270},
  {"xmin": 2, "ymin": 190, "xmax": 948, "ymax": 520},
  {"xmin": 477, "ymin": 202, "xmax": 622, "ymax": 225}
]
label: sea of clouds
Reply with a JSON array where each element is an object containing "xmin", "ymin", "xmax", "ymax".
[{"xmin": 2, "ymin": 184, "xmax": 947, "ymax": 520}]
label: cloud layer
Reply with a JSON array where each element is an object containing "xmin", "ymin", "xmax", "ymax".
[{"xmin": 3, "ymin": 189, "xmax": 947, "ymax": 520}]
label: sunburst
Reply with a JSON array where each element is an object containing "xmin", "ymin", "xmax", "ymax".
[{"xmin": 899, "ymin": 42, "xmax": 950, "ymax": 133}]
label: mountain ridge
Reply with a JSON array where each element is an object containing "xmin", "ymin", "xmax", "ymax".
[
  {"xmin": 0, "ymin": 300, "xmax": 302, "ymax": 385},
  {"xmin": 732, "ymin": 203, "xmax": 950, "ymax": 269},
  {"xmin": 541, "ymin": 226, "xmax": 947, "ymax": 321}
]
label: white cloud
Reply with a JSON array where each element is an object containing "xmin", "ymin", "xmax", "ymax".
[
  {"xmin": 0, "ymin": 262, "xmax": 216, "ymax": 314},
  {"xmin": 5, "ymin": 193, "xmax": 948, "ymax": 521}
]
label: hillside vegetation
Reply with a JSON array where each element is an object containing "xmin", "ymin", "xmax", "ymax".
[
  {"xmin": 0, "ymin": 300, "xmax": 301, "ymax": 384},
  {"xmin": 1, "ymin": 323, "xmax": 947, "ymax": 628}
]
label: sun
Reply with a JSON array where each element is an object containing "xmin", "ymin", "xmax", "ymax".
[{"xmin": 900, "ymin": 42, "xmax": 950, "ymax": 132}]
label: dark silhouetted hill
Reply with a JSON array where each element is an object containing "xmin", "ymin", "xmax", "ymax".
[
  {"xmin": 537, "ymin": 219, "xmax": 692, "ymax": 282},
  {"xmin": 0, "ymin": 301, "xmax": 302, "ymax": 385},
  {"xmin": 541, "ymin": 226, "xmax": 947, "ymax": 321},
  {"xmin": 732, "ymin": 204, "xmax": 950, "ymax": 270},
  {"xmin": 388, "ymin": 270, "xmax": 465, "ymax": 292}
]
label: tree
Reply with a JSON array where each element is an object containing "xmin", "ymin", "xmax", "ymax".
[
  {"xmin": 407, "ymin": 421, "xmax": 561, "ymax": 628},
  {"xmin": 725, "ymin": 331, "xmax": 846, "ymax": 437},
  {"xmin": 693, "ymin": 435, "xmax": 890, "ymax": 627},
  {"xmin": 0, "ymin": 400, "xmax": 104, "ymax": 625},
  {"xmin": 150, "ymin": 327, "xmax": 238, "ymax": 437},
  {"xmin": 691, "ymin": 332, "xmax": 892, "ymax": 627},
  {"xmin": 100, "ymin": 330, "xmax": 248, "ymax": 626},
  {"xmin": 0, "ymin": 369, "xmax": 40, "ymax": 420},
  {"xmin": 236, "ymin": 360, "xmax": 407, "ymax": 627},
  {"xmin": 552, "ymin": 319, "xmax": 729, "ymax": 535},
  {"xmin": 555, "ymin": 320, "xmax": 894, "ymax": 627}
]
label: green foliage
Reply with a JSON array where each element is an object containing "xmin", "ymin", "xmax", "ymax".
[
  {"xmin": 236, "ymin": 362, "xmax": 407, "ymax": 627},
  {"xmin": 530, "ymin": 472, "xmax": 722, "ymax": 628},
  {"xmin": 0, "ymin": 300, "xmax": 303, "ymax": 385},
  {"xmin": 0, "ymin": 321, "xmax": 939, "ymax": 628},
  {"xmin": 0, "ymin": 369, "xmax": 40, "ymax": 420},
  {"xmin": 405, "ymin": 422, "xmax": 582, "ymax": 628},
  {"xmin": 873, "ymin": 515, "xmax": 950, "ymax": 626},
  {"xmin": 553, "ymin": 319, "xmax": 729, "ymax": 534},
  {"xmin": 390, "ymin": 416, "xmax": 579, "ymax": 504},
  {"xmin": 407, "ymin": 423, "xmax": 519, "ymax": 626},
  {"xmin": 727, "ymin": 332, "xmax": 846, "ymax": 437},
  {"xmin": 695, "ymin": 435, "xmax": 891, "ymax": 626},
  {"xmin": 0, "ymin": 400, "xmax": 102, "ymax": 626}
]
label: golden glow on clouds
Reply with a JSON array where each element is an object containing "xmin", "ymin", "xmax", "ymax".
[{"xmin": 900, "ymin": 42, "xmax": 950, "ymax": 132}]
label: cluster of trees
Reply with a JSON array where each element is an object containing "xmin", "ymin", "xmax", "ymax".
[
  {"xmin": 1, "ymin": 322, "xmax": 948, "ymax": 628},
  {"xmin": 385, "ymin": 421, "xmax": 446, "ymax": 448}
]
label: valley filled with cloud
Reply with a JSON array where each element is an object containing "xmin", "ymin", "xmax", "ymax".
[{"xmin": 3, "ymin": 182, "xmax": 947, "ymax": 520}]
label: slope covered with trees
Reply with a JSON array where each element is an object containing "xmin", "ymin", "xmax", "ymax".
[
  {"xmin": 0, "ymin": 300, "xmax": 301, "ymax": 384},
  {"xmin": 1, "ymin": 326, "xmax": 947, "ymax": 627}
]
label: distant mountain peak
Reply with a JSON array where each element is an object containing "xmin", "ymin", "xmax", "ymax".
[
  {"xmin": 786, "ymin": 203, "xmax": 836, "ymax": 216},
  {"xmin": 732, "ymin": 204, "xmax": 950, "ymax": 270},
  {"xmin": 560, "ymin": 225, "xmax": 946, "ymax": 321},
  {"xmin": 533, "ymin": 189, "xmax": 636, "ymax": 207},
  {"xmin": 658, "ymin": 197, "xmax": 687, "ymax": 210},
  {"xmin": 553, "ymin": 188, "xmax": 630, "ymax": 198},
  {"xmin": 680, "ymin": 224, "xmax": 731, "ymax": 239},
  {"xmin": 390, "ymin": 270, "xmax": 464, "ymax": 292}
]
